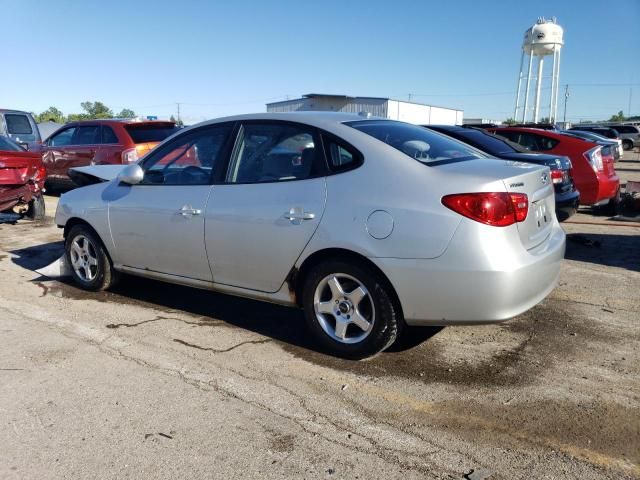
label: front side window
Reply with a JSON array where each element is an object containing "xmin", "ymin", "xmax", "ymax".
[
  {"xmin": 226, "ymin": 123, "xmax": 321, "ymax": 183},
  {"xmin": 5, "ymin": 114, "xmax": 33, "ymax": 135},
  {"xmin": 49, "ymin": 127, "xmax": 77, "ymax": 147},
  {"xmin": 347, "ymin": 120, "xmax": 484, "ymax": 165},
  {"xmin": 74, "ymin": 126, "xmax": 100, "ymax": 145},
  {"xmin": 141, "ymin": 125, "xmax": 231, "ymax": 185}
]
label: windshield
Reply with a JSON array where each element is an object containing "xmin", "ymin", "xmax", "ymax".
[
  {"xmin": 346, "ymin": 120, "xmax": 485, "ymax": 165},
  {"xmin": 0, "ymin": 135, "xmax": 25, "ymax": 152},
  {"xmin": 125, "ymin": 124, "xmax": 179, "ymax": 144}
]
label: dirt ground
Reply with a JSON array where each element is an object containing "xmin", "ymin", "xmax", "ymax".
[{"xmin": 0, "ymin": 152, "xmax": 638, "ymax": 479}]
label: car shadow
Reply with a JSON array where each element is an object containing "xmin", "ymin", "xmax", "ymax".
[
  {"xmin": 10, "ymin": 241, "xmax": 441, "ymax": 356},
  {"xmin": 565, "ymin": 233, "xmax": 640, "ymax": 272}
]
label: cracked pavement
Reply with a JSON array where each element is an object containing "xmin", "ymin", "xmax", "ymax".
[{"xmin": 0, "ymin": 152, "xmax": 639, "ymax": 479}]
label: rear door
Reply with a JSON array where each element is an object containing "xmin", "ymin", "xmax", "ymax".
[{"xmin": 205, "ymin": 121, "xmax": 327, "ymax": 292}]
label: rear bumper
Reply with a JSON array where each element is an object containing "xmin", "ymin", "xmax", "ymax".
[
  {"xmin": 372, "ymin": 221, "xmax": 566, "ymax": 326},
  {"xmin": 555, "ymin": 190, "xmax": 580, "ymax": 222}
]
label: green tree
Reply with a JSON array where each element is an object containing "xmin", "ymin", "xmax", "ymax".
[
  {"xmin": 68, "ymin": 101, "xmax": 114, "ymax": 121},
  {"xmin": 35, "ymin": 106, "xmax": 65, "ymax": 123},
  {"xmin": 169, "ymin": 114, "xmax": 176, "ymax": 123},
  {"xmin": 608, "ymin": 110, "xmax": 626, "ymax": 122},
  {"xmin": 116, "ymin": 108, "xmax": 136, "ymax": 119},
  {"xmin": 504, "ymin": 117, "xmax": 517, "ymax": 125}
]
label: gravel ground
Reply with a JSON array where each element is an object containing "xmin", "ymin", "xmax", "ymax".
[{"xmin": 0, "ymin": 152, "xmax": 638, "ymax": 479}]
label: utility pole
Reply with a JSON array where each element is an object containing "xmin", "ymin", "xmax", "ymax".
[
  {"xmin": 408, "ymin": 93, "xmax": 412, "ymax": 102},
  {"xmin": 562, "ymin": 84, "xmax": 569, "ymax": 124},
  {"xmin": 628, "ymin": 87, "xmax": 633, "ymax": 118},
  {"xmin": 176, "ymin": 102, "xmax": 182, "ymax": 124}
]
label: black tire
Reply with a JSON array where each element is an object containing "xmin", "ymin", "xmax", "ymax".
[
  {"xmin": 302, "ymin": 260, "xmax": 401, "ymax": 360},
  {"xmin": 622, "ymin": 139, "xmax": 633, "ymax": 151},
  {"xmin": 65, "ymin": 224, "xmax": 119, "ymax": 291},
  {"xmin": 26, "ymin": 195, "xmax": 46, "ymax": 220},
  {"xmin": 600, "ymin": 188, "xmax": 621, "ymax": 216}
]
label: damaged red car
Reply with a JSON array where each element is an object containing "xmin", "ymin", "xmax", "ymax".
[{"xmin": 0, "ymin": 136, "xmax": 47, "ymax": 219}]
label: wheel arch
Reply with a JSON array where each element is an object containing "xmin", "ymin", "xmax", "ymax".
[
  {"xmin": 291, "ymin": 248, "xmax": 404, "ymax": 320},
  {"xmin": 63, "ymin": 217, "xmax": 115, "ymax": 262}
]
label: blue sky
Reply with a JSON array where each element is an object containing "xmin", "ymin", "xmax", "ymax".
[{"xmin": 3, "ymin": 0, "xmax": 639, "ymax": 124}]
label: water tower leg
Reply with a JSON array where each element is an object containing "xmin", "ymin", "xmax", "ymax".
[
  {"xmin": 549, "ymin": 47, "xmax": 557, "ymax": 123},
  {"xmin": 533, "ymin": 55, "xmax": 544, "ymax": 123},
  {"xmin": 522, "ymin": 53, "xmax": 534, "ymax": 123},
  {"xmin": 553, "ymin": 48, "xmax": 562, "ymax": 123},
  {"xmin": 514, "ymin": 50, "xmax": 525, "ymax": 119}
]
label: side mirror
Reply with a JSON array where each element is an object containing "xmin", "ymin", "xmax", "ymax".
[{"xmin": 117, "ymin": 164, "xmax": 144, "ymax": 185}]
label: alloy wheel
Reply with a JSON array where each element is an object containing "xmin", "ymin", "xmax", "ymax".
[
  {"xmin": 69, "ymin": 235, "xmax": 99, "ymax": 282},
  {"xmin": 313, "ymin": 273, "xmax": 375, "ymax": 344}
]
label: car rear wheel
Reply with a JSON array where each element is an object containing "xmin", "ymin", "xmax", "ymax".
[
  {"xmin": 622, "ymin": 139, "xmax": 633, "ymax": 151},
  {"xmin": 26, "ymin": 195, "xmax": 46, "ymax": 220},
  {"xmin": 302, "ymin": 260, "xmax": 400, "ymax": 359},
  {"xmin": 65, "ymin": 224, "xmax": 119, "ymax": 291},
  {"xmin": 600, "ymin": 187, "xmax": 621, "ymax": 216}
]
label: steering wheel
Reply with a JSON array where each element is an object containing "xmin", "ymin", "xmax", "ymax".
[{"xmin": 181, "ymin": 165, "xmax": 209, "ymax": 182}]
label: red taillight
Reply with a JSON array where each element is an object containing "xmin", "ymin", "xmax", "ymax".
[
  {"xmin": 550, "ymin": 169, "xmax": 564, "ymax": 184},
  {"xmin": 32, "ymin": 165, "xmax": 47, "ymax": 182},
  {"xmin": 442, "ymin": 192, "xmax": 528, "ymax": 227}
]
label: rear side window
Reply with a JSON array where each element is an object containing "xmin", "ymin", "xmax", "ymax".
[
  {"xmin": 5, "ymin": 114, "xmax": 33, "ymax": 134},
  {"xmin": 74, "ymin": 126, "xmax": 100, "ymax": 145},
  {"xmin": 497, "ymin": 131, "xmax": 558, "ymax": 151},
  {"xmin": 346, "ymin": 120, "xmax": 484, "ymax": 165},
  {"xmin": 101, "ymin": 126, "xmax": 119, "ymax": 144},
  {"xmin": 125, "ymin": 124, "xmax": 179, "ymax": 144}
]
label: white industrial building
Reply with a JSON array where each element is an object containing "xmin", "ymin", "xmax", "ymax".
[{"xmin": 266, "ymin": 94, "xmax": 463, "ymax": 125}]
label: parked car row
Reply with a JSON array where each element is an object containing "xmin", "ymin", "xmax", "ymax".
[
  {"xmin": 0, "ymin": 109, "xmax": 624, "ymax": 358},
  {"xmin": 571, "ymin": 124, "xmax": 640, "ymax": 151}
]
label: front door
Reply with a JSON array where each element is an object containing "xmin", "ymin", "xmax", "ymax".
[
  {"xmin": 205, "ymin": 121, "xmax": 327, "ymax": 292},
  {"xmin": 42, "ymin": 126, "xmax": 77, "ymax": 180},
  {"xmin": 108, "ymin": 124, "xmax": 232, "ymax": 281}
]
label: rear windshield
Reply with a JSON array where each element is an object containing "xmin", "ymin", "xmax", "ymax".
[
  {"xmin": 4, "ymin": 114, "xmax": 33, "ymax": 135},
  {"xmin": 125, "ymin": 124, "xmax": 179, "ymax": 144},
  {"xmin": 347, "ymin": 120, "xmax": 485, "ymax": 165},
  {"xmin": 0, "ymin": 135, "xmax": 25, "ymax": 151},
  {"xmin": 455, "ymin": 129, "xmax": 526, "ymax": 155}
]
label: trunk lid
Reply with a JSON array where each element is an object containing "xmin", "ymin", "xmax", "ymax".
[
  {"xmin": 438, "ymin": 158, "xmax": 555, "ymax": 250},
  {"xmin": 0, "ymin": 152, "xmax": 39, "ymax": 185}
]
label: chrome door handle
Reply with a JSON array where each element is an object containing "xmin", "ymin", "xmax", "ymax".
[
  {"xmin": 179, "ymin": 205, "xmax": 202, "ymax": 217},
  {"xmin": 283, "ymin": 207, "xmax": 315, "ymax": 222}
]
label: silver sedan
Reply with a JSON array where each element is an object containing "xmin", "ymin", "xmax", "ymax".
[{"xmin": 55, "ymin": 112, "xmax": 565, "ymax": 359}]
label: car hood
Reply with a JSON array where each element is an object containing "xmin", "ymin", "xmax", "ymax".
[{"xmin": 68, "ymin": 165, "xmax": 128, "ymax": 186}]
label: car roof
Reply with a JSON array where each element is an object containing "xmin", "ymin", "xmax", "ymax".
[
  {"xmin": 193, "ymin": 111, "xmax": 372, "ymax": 130},
  {"xmin": 63, "ymin": 119, "xmax": 176, "ymax": 127},
  {"xmin": 0, "ymin": 109, "xmax": 33, "ymax": 115}
]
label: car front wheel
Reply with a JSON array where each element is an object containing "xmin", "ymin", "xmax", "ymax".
[
  {"xmin": 302, "ymin": 260, "xmax": 400, "ymax": 359},
  {"xmin": 65, "ymin": 224, "xmax": 119, "ymax": 291}
]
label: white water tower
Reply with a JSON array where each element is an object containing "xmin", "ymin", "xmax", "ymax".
[{"xmin": 514, "ymin": 17, "xmax": 564, "ymax": 123}]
